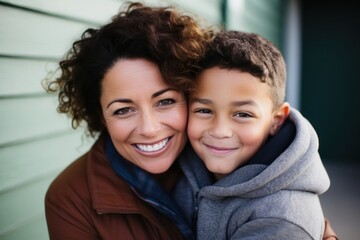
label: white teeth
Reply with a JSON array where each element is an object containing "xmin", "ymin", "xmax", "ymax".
[{"xmin": 136, "ymin": 138, "xmax": 169, "ymax": 152}]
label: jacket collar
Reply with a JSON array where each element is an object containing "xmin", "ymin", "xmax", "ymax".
[
  {"xmin": 86, "ymin": 135, "xmax": 193, "ymax": 239},
  {"xmin": 87, "ymin": 135, "xmax": 150, "ymax": 214},
  {"xmin": 104, "ymin": 136, "xmax": 193, "ymax": 239}
]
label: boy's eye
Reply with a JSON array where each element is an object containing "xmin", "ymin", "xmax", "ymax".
[
  {"xmin": 234, "ymin": 112, "xmax": 252, "ymax": 118},
  {"xmin": 114, "ymin": 107, "xmax": 134, "ymax": 116},
  {"xmin": 158, "ymin": 98, "xmax": 175, "ymax": 106},
  {"xmin": 194, "ymin": 108, "xmax": 212, "ymax": 114}
]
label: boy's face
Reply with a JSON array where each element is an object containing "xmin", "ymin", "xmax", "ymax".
[{"xmin": 188, "ymin": 67, "xmax": 285, "ymax": 179}]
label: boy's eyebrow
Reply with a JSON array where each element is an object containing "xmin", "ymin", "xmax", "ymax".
[
  {"xmin": 107, "ymin": 87, "xmax": 176, "ymax": 109},
  {"xmin": 190, "ymin": 97, "xmax": 212, "ymax": 105},
  {"xmin": 231, "ymin": 100, "xmax": 257, "ymax": 107},
  {"xmin": 191, "ymin": 97, "xmax": 257, "ymax": 107}
]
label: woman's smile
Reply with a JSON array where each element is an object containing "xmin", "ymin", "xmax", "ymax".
[{"xmin": 134, "ymin": 137, "xmax": 171, "ymax": 153}]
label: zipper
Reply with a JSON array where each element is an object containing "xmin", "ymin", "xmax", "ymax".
[
  {"xmin": 191, "ymin": 191, "xmax": 200, "ymax": 234},
  {"xmin": 96, "ymin": 209, "xmax": 142, "ymax": 215}
]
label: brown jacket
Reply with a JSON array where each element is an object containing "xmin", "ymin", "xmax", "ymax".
[{"xmin": 45, "ymin": 137, "xmax": 184, "ymax": 240}]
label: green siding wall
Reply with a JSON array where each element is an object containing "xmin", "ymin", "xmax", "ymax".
[{"xmin": 226, "ymin": 0, "xmax": 285, "ymax": 49}]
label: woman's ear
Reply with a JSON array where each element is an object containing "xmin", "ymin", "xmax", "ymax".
[{"xmin": 270, "ymin": 102, "xmax": 290, "ymax": 135}]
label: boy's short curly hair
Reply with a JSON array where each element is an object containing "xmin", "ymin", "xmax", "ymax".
[
  {"xmin": 197, "ymin": 30, "xmax": 287, "ymax": 108},
  {"xmin": 46, "ymin": 2, "xmax": 212, "ymax": 136}
]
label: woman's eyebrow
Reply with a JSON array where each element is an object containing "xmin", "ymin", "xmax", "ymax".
[
  {"xmin": 107, "ymin": 98, "xmax": 132, "ymax": 109},
  {"xmin": 106, "ymin": 87, "xmax": 177, "ymax": 109},
  {"xmin": 152, "ymin": 87, "xmax": 177, "ymax": 98}
]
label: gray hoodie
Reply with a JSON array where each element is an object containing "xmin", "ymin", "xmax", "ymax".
[{"xmin": 174, "ymin": 108, "xmax": 330, "ymax": 240}]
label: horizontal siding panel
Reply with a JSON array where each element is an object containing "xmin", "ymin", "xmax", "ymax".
[
  {"xmin": 0, "ymin": 131, "xmax": 94, "ymax": 193},
  {"xmin": 237, "ymin": 4, "xmax": 278, "ymax": 32},
  {"xmin": 0, "ymin": 214, "xmax": 48, "ymax": 240},
  {"xmin": 250, "ymin": 0, "xmax": 282, "ymax": 22},
  {"xmin": 0, "ymin": 5, "xmax": 93, "ymax": 59},
  {"xmin": 0, "ymin": 57, "xmax": 57, "ymax": 97},
  {"xmin": 168, "ymin": 0, "xmax": 222, "ymax": 24},
  {"xmin": 0, "ymin": 96, "xmax": 72, "ymax": 146},
  {"xmin": 227, "ymin": 0, "xmax": 282, "ymax": 45},
  {"xmin": 0, "ymin": 176, "xmax": 52, "ymax": 236},
  {"xmin": 243, "ymin": 0, "xmax": 281, "ymax": 43},
  {"xmin": 2, "ymin": 0, "xmax": 126, "ymax": 24},
  {"xmin": 0, "ymin": 2, "xmax": 220, "ymax": 60},
  {"xmin": 2, "ymin": 0, "xmax": 222, "ymax": 25}
]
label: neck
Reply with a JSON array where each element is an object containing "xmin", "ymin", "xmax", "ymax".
[
  {"xmin": 213, "ymin": 172, "xmax": 226, "ymax": 181},
  {"xmin": 151, "ymin": 161, "xmax": 182, "ymax": 191}
]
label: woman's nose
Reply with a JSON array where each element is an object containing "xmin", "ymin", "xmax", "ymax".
[{"xmin": 138, "ymin": 109, "xmax": 161, "ymax": 137}]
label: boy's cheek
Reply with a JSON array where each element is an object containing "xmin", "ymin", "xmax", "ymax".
[{"xmin": 187, "ymin": 115, "xmax": 201, "ymax": 139}]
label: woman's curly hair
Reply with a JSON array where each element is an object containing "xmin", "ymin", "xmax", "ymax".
[{"xmin": 45, "ymin": 2, "xmax": 212, "ymax": 136}]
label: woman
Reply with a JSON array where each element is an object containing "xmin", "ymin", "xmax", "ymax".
[
  {"xmin": 45, "ymin": 2, "xmax": 210, "ymax": 239},
  {"xmin": 45, "ymin": 2, "xmax": 338, "ymax": 240}
]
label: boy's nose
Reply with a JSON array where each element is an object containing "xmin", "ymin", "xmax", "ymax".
[{"xmin": 208, "ymin": 118, "xmax": 233, "ymax": 139}]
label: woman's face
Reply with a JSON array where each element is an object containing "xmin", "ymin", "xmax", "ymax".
[{"xmin": 100, "ymin": 58, "xmax": 188, "ymax": 174}]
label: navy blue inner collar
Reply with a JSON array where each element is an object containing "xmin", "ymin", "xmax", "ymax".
[
  {"xmin": 247, "ymin": 118, "xmax": 296, "ymax": 166},
  {"xmin": 104, "ymin": 137, "xmax": 193, "ymax": 239}
]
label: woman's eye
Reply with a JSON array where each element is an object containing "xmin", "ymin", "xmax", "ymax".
[
  {"xmin": 158, "ymin": 98, "xmax": 175, "ymax": 106},
  {"xmin": 114, "ymin": 107, "xmax": 133, "ymax": 116}
]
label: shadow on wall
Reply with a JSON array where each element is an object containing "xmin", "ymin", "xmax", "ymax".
[{"xmin": 301, "ymin": 1, "xmax": 360, "ymax": 163}]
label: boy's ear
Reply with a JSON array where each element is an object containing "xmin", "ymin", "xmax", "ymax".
[{"xmin": 270, "ymin": 102, "xmax": 290, "ymax": 136}]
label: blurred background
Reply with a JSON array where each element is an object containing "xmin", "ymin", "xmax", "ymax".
[{"xmin": 0, "ymin": 0, "xmax": 358, "ymax": 239}]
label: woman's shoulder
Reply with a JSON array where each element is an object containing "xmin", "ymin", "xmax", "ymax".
[
  {"xmin": 45, "ymin": 152, "xmax": 91, "ymax": 206},
  {"xmin": 45, "ymin": 135, "xmax": 107, "ymax": 201}
]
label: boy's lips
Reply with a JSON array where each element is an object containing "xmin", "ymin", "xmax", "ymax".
[
  {"xmin": 134, "ymin": 137, "xmax": 170, "ymax": 153},
  {"xmin": 204, "ymin": 143, "xmax": 238, "ymax": 154}
]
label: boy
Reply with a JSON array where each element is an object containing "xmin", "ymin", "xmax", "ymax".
[{"xmin": 174, "ymin": 31, "xmax": 330, "ymax": 239}]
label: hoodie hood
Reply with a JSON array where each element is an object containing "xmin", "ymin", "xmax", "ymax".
[{"xmin": 175, "ymin": 108, "xmax": 330, "ymax": 239}]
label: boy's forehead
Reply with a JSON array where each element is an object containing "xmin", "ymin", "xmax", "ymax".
[
  {"xmin": 191, "ymin": 66, "xmax": 276, "ymax": 107},
  {"xmin": 196, "ymin": 67, "xmax": 263, "ymax": 86}
]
